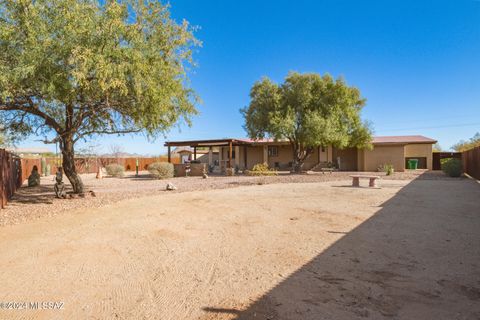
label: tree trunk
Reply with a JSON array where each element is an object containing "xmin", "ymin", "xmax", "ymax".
[
  {"xmin": 61, "ymin": 137, "xmax": 84, "ymax": 194},
  {"xmin": 291, "ymin": 143, "xmax": 313, "ymax": 173},
  {"xmin": 292, "ymin": 143, "xmax": 304, "ymax": 173}
]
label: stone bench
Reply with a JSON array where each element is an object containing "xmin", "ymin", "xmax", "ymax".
[{"xmin": 350, "ymin": 175, "xmax": 380, "ymax": 188}]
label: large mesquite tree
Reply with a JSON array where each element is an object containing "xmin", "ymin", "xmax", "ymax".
[
  {"xmin": 242, "ymin": 72, "xmax": 372, "ymax": 172},
  {"xmin": 0, "ymin": 0, "xmax": 199, "ymax": 193}
]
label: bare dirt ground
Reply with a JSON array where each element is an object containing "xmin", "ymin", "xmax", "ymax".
[
  {"xmin": 0, "ymin": 175, "xmax": 479, "ymax": 319},
  {"xmin": 0, "ymin": 169, "xmax": 454, "ymax": 226}
]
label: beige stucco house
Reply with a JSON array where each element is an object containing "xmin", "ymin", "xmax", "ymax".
[{"xmin": 165, "ymin": 135, "xmax": 436, "ymax": 172}]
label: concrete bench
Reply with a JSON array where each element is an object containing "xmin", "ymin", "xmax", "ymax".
[{"xmin": 350, "ymin": 175, "xmax": 380, "ymax": 188}]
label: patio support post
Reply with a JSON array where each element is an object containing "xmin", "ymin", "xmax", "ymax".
[
  {"xmin": 208, "ymin": 147, "xmax": 213, "ymax": 166},
  {"xmin": 228, "ymin": 142, "xmax": 233, "ymax": 168},
  {"xmin": 167, "ymin": 146, "xmax": 171, "ymax": 163},
  {"xmin": 244, "ymin": 146, "xmax": 248, "ymax": 169},
  {"xmin": 235, "ymin": 146, "xmax": 240, "ymax": 168},
  {"xmin": 193, "ymin": 147, "xmax": 197, "ymax": 161}
]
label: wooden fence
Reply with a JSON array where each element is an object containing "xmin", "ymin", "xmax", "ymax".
[
  {"xmin": 463, "ymin": 146, "xmax": 480, "ymax": 180},
  {"xmin": 0, "ymin": 149, "xmax": 23, "ymax": 209},
  {"xmin": 24, "ymin": 156, "xmax": 180, "ymax": 176}
]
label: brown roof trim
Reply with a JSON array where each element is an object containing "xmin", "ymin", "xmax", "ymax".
[
  {"xmin": 165, "ymin": 135, "xmax": 437, "ymax": 147},
  {"xmin": 372, "ymin": 135, "xmax": 437, "ymax": 145},
  {"xmin": 372, "ymin": 141, "xmax": 437, "ymax": 146},
  {"xmin": 164, "ymin": 139, "xmax": 252, "ymax": 147}
]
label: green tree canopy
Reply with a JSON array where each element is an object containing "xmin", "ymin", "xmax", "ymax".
[
  {"xmin": 432, "ymin": 142, "xmax": 442, "ymax": 152},
  {"xmin": 0, "ymin": 0, "xmax": 199, "ymax": 192},
  {"xmin": 241, "ymin": 72, "xmax": 372, "ymax": 172},
  {"xmin": 452, "ymin": 132, "xmax": 480, "ymax": 152}
]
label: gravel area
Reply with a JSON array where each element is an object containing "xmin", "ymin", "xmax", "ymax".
[{"xmin": 0, "ymin": 169, "xmax": 461, "ymax": 226}]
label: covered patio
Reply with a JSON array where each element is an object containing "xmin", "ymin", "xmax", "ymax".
[{"xmin": 165, "ymin": 138, "xmax": 255, "ymax": 173}]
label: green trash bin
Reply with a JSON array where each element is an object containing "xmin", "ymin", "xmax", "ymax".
[{"xmin": 408, "ymin": 159, "xmax": 418, "ymax": 169}]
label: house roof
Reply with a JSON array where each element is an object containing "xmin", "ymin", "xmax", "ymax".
[
  {"xmin": 172, "ymin": 146, "xmax": 194, "ymax": 154},
  {"xmin": 165, "ymin": 135, "xmax": 437, "ymax": 147},
  {"xmin": 165, "ymin": 138, "xmax": 253, "ymax": 147},
  {"xmin": 372, "ymin": 135, "xmax": 437, "ymax": 145}
]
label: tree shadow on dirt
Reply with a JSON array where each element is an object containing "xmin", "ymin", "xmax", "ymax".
[
  {"xmin": 8, "ymin": 185, "xmax": 63, "ymax": 204},
  {"xmin": 122, "ymin": 173, "xmax": 156, "ymax": 181},
  {"xmin": 7, "ymin": 182, "xmax": 96, "ymax": 205},
  {"xmin": 202, "ymin": 173, "xmax": 480, "ymax": 319}
]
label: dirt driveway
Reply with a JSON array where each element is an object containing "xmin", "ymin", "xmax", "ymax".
[{"xmin": 0, "ymin": 178, "xmax": 479, "ymax": 319}]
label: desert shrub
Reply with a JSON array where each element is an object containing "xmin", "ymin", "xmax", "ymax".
[
  {"xmin": 441, "ymin": 158, "xmax": 462, "ymax": 177},
  {"xmin": 148, "ymin": 162, "xmax": 174, "ymax": 179},
  {"xmin": 378, "ymin": 163, "xmax": 394, "ymax": 176},
  {"xmin": 245, "ymin": 162, "xmax": 278, "ymax": 176},
  {"xmin": 105, "ymin": 163, "xmax": 125, "ymax": 177},
  {"xmin": 225, "ymin": 167, "xmax": 235, "ymax": 176},
  {"xmin": 326, "ymin": 161, "xmax": 336, "ymax": 168}
]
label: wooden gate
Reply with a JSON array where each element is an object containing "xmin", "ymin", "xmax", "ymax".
[
  {"xmin": 432, "ymin": 152, "xmax": 462, "ymax": 170},
  {"xmin": 0, "ymin": 149, "xmax": 23, "ymax": 209}
]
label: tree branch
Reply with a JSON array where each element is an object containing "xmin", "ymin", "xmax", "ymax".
[
  {"xmin": 0, "ymin": 98, "xmax": 63, "ymax": 133},
  {"xmin": 73, "ymin": 128, "xmax": 143, "ymax": 142}
]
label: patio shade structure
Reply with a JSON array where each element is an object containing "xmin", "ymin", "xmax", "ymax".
[{"xmin": 164, "ymin": 138, "xmax": 255, "ymax": 168}]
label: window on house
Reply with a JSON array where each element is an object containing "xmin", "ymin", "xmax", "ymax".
[{"xmin": 268, "ymin": 146, "xmax": 278, "ymax": 157}]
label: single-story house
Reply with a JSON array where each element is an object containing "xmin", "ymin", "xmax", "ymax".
[{"xmin": 165, "ymin": 135, "xmax": 437, "ymax": 172}]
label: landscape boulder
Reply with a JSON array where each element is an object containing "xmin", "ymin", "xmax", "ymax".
[{"xmin": 166, "ymin": 183, "xmax": 177, "ymax": 191}]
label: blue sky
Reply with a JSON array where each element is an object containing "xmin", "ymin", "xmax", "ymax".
[{"xmin": 20, "ymin": 0, "xmax": 480, "ymax": 154}]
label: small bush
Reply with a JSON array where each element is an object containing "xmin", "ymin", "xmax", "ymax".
[
  {"xmin": 441, "ymin": 158, "xmax": 462, "ymax": 177},
  {"xmin": 245, "ymin": 162, "xmax": 278, "ymax": 176},
  {"xmin": 225, "ymin": 167, "xmax": 235, "ymax": 176},
  {"xmin": 105, "ymin": 163, "xmax": 125, "ymax": 177},
  {"xmin": 378, "ymin": 163, "xmax": 394, "ymax": 176},
  {"xmin": 148, "ymin": 162, "xmax": 174, "ymax": 179}
]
